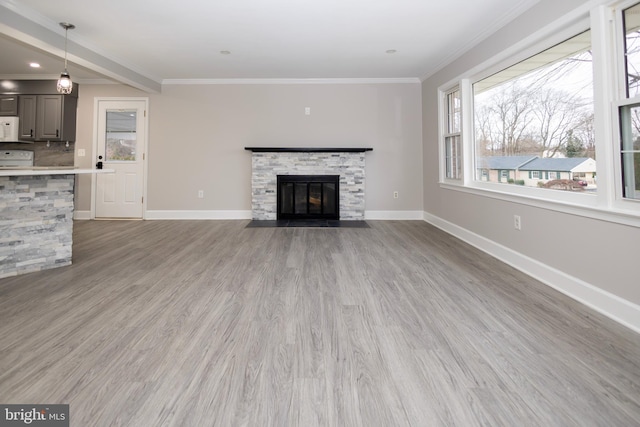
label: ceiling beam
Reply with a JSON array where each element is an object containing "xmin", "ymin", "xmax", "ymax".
[{"xmin": 0, "ymin": 2, "xmax": 161, "ymax": 93}]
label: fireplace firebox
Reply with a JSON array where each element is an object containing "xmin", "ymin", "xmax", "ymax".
[{"xmin": 277, "ymin": 175, "xmax": 339, "ymax": 220}]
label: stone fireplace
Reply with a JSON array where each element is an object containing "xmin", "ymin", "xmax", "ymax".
[{"xmin": 245, "ymin": 147, "xmax": 372, "ymax": 220}]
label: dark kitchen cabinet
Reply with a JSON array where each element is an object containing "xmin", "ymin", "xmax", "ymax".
[
  {"xmin": 18, "ymin": 95, "xmax": 36, "ymax": 140},
  {"xmin": 0, "ymin": 95, "xmax": 18, "ymax": 115},
  {"xmin": 18, "ymin": 94, "xmax": 77, "ymax": 142}
]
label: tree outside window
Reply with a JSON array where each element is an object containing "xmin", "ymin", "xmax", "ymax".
[{"xmin": 473, "ymin": 31, "xmax": 595, "ymax": 192}]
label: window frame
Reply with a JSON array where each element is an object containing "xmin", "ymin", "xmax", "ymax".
[
  {"xmin": 437, "ymin": 1, "xmax": 640, "ymax": 227},
  {"xmin": 440, "ymin": 86, "xmax": 463, "ymax": 182},
  {"xmin": 611, "ymin": 1, "xmax": 640, "ymax": 205}
]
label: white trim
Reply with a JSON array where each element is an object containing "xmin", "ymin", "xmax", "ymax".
[
  {"xmin": 365, "ymin": 210, "xmax": 424, "ymax": 220},
  {"xmin": 79, "ymin": 209, "xmax": 422, "ymax": 220},
  {"xmin": 468, "ymin": 6, "xmax": 594, "ymax": 85},
  {"xmin": 440, "ymin": 182, "xmax": 640, "ymax": 228},
  {"xmin": 162, "ymin": 78, "xmax": 421, "ymax": 86},
  {"xmin": 423, "ymin": 210, "xmax": 640, "ymax": 334},
  {"xmin": 594, "ymin": 4, "xmax": 619, "ymax": 210},
  {"xmin": 145, "ymin": 210, "xmax": 252, "ymax": 220},
  {"xmin": 460, "ymin": 79, "xmax": 474, "ymax": 186}
]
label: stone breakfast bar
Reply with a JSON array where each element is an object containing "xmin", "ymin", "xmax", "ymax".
[{"xmin": 0, "ymin": 168, "xmax": 111, "ymax": 278}]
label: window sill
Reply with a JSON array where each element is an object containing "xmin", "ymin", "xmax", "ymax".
[{"xmin": 438, "ymin": 181, "xmax": 640, "ymax": 228}]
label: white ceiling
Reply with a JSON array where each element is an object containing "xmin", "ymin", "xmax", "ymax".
[{"xmin": 0, "ymin": 0, "xmax": 539, "ymax": 92}]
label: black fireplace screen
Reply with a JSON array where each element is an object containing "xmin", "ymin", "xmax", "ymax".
[{"xmin": 277, "ymin": 175, "xmax": 339, "ymax": 220}]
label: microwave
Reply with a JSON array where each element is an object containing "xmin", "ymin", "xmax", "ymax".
[{"xmin": 0, "ymin": 116, "xmax": 19, "ymax": 142}]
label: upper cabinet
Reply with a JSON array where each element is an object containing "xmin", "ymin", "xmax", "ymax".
[
  {"xmin": 2, "ymin": 80, "xmax": 79, "ymax": 142},
  {"xmin": 18, "ymin": 95, "xmax": 36, "ymax": 140},
  {"xmin": 0, "ymin": 96, "xmax": 18, "ymax": 116},
  {"xmin": 18, "ymin": 94, "xmax": 78, "ymax": 142}
]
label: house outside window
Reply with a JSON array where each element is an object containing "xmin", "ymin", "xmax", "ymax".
[
  {"xmin": 473, "ymin": 30, "xmax": 594, "ymax": 193},
  {"xmin": 438, "ymin": 2, "xmax": 640, "ymax": 221}
]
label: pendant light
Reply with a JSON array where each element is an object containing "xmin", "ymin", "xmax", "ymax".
[{"xmin": 57, "ymin": 22, "xmax": 75, "ymax": 94}]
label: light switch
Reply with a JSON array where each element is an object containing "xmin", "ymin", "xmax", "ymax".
[
  {"xmin": 305, "ymin": 107, "xmax": 311, "ymax": 115},
  {"xmin": 78, "ymin": 149, "xmax": 86, "ymax": 157}
]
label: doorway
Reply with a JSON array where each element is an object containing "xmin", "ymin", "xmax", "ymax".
[{"xmin": 94, "ymin": 98, "xmax": 148, "ymax": 219}]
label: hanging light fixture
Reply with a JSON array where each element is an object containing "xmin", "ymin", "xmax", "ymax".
[{"xmin": 57, "ymin": 22, "xmax": 75, "ymax": 94}]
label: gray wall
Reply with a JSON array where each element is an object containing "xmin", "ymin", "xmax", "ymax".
[
  {"xmin": 421, "ymin": 0, "xmax": 640, "ymax": 306},
  {"xmin": 74, "ymin": 82, "xmax": 423, "ymax": 214}
]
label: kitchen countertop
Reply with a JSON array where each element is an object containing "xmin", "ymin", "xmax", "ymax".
[{"xmin": 0, "ymin": 167, "xmax": 114, "ymax": 176}]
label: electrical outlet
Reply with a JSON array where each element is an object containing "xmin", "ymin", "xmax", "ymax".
[
  {"xmin": 198, "ymin": 190, "xmax": 204, "ymax": 199},
  {"xmin": 77, "ymin": 148, "xmax": 86, "ymax": 157},
  {"xmin": 305, "ymin": 107, "xmax": 311, "ymax": 115},
  {"xmin": 514, "ymin": 215, "xmax": 521, "ymax": 230},
  {"xmin": 393, "ymin": 191, "xmax": 399, "ymax": 199}
]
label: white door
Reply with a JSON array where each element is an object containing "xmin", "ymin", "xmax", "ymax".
[{"xmin": 95, "ymin": 100, "xmax": 146, "ymax": 218}]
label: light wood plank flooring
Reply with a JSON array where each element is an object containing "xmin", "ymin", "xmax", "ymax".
[{"xmin": 1, "ymin": 220, "xmax": 639, "ymax": 426}]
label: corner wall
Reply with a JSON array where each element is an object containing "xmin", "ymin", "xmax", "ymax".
[{"xmin": 421, "ymin": 0, "xmax": 640, "ymax": 330}]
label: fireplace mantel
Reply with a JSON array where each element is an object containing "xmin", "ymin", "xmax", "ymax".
[{"xmin": 245, "ymin": 147, "xmax": 372, "ymax": 153}]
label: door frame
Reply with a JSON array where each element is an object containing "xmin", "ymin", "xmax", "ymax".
[{"xmin": 90, "ymin": 97, "xmax": 149, "ymax": 219}]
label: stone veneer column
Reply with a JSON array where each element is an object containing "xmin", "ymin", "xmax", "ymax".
[
  {"xmin": 0, "ymin": 174, "xmax": 75, "ymax": 278},
  {"xmin": 251, "ymin": 152, "xmax": 366, "ymax": 220}
]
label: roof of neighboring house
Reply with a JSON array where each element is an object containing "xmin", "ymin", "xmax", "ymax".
[
  {"xmin": 476, "ymin": 156, "xmax": 537, "ymax": 170},
  {"xmin": 519, "ymin": 157, "xmax": 595, "ymax": 172}
]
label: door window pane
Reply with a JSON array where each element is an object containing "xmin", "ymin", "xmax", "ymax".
[{"xmin": 106, "ymin": 110, "xmax": 137, "ymax": 161}]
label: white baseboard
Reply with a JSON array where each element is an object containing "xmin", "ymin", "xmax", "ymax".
[
  {"xmin": 365, "ymin": 210, "xmax": 424, "ymax": 220},
  {"xmin": 77, "ymin": 209, "xmax": 420, "ymax": 221},
  {"xmin": 422, "ymin": 211, "xmax": 640, "ymax": 334},
  {"xmin": 145, "ymin": 210, "xmax": 252, "ymax": 220},
  {"xmin": 74, "ymin": 210, "xmax": 92, "ymax": 220}
]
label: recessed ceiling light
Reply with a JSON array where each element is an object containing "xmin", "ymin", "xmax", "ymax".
[
  {"xmin": 29, "ymin": 62, "xmax": 41, "ymax": 68},
  {"xmin": 220, "ymin": 50, "xmax": 231, "ymax": 55},
  {"xmin": 386, "ymin": 49, "xmax": 397, "ymax": 54}
]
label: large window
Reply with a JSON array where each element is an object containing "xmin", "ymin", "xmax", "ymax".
[
  {"xmin": 444, "ymin": 88, "xmax": 462, "ymax": 180},
  {"xmin": 438, "ymin": 2, "xmax": 640, "ymax": 219},
  {"xmin": 473, "ymin": 31, "xmax": 595, "ymax": 193}
]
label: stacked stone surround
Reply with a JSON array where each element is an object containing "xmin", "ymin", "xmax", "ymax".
[
  {"xmin": 0, "ymin": 174, "xmax": 75, "ymax": 278},
  {"xmin": 251, "ymin": 152, "xmax": 366, "ymax": 220}
]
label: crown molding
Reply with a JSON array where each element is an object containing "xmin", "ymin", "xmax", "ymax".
[{"xmin": 162, "ymin": 77, "xmax": 421, "ymax": 85}]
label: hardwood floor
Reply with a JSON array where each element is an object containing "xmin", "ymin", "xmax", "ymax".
[{"xmin": 1, "ymin": 220, "xmax": 639, "ymax": 426}]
